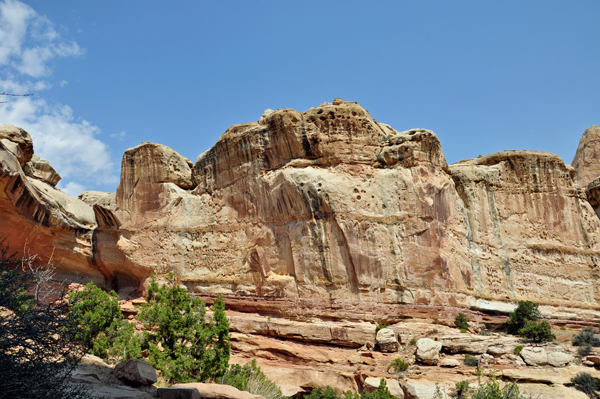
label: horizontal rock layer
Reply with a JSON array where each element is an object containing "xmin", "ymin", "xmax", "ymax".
[{"xmin": 1, "ymin": 100, "xmax": 600, "ymax": 322}]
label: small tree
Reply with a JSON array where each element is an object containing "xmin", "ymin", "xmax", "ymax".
[
  {"xmin": 68, "ymin": 281, "xmax": 122, "ymax": 347},
  {"xmin": 454, "ymin": 313, "xmax": 469, "ymax": 331},
  {"xmin": 518, "ymin": 321, "xmax": 555, "ymax": 343},
  {"xmin": 508, "ymin": 301, "xmax": 540, "ymax": 332},
  {"xmin": 0, "ymin": 242, "xmax": 89, "ymax": 399},
  {"xmin": 138, "ymin": 273, "xmax": 231, "ymax": 383}
]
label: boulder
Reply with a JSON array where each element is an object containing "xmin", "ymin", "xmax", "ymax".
[
  {"xmin": 439, "ymin": 358, "xmax": 460, "ymax": 367},
  {"xmin": 0, "ymin": 123, "xmax": 33, "ymax": 165},
  {"xmin": 520, "ymin": 346, "xmax": 548, "ymax": 366},
  {"xmin": 87, "ymin": 384, "xmax": 155, "ymax": 399},
  {"xmin": 364, "ymin": 377, "xmax": 404, "ymax": 399},
  {"xmin": 415, "ymin": 338, "xmax": 442, "ymax": 365},
  {"xmin": 169, "ymin": 383, "xmax": 264, "ymax": 399},
  {"xmin": 547, "ymin": 351, "xmax": 573, "ymax": 367},
  {"xmin": 400, "ymin": 379, "xmax": 448, "ymax": 399},
  {"xmin": 376, "ymin": 328, "xmax": 399, "ymax": 352},
  {"xmin": 23, "ymin": 154, "xmax": 60, "ymax": 186},
  {"xmin": 586, "ymin": 355, "xmax": 600, "ymax": 365},
  {"xmin": 113, "ymin": 359, "xmax": 157, "ymax": 386}
]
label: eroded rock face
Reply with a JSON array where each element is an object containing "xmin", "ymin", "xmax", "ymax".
[
  {"xmin": 450, "ymin": 151, "xmax": 600, "ymax": 307},
  {"xmin": 23, "ymin": 155, "xmax": 60, "ymax": 186},
  {"xmin": 2, "ymin": 101, "xmax": 600, "ymax": 321},
  {"xmin": 0, "ymin": 124, "xmax": 33, "ymax": 166},
  {"xmin": 573, "ymin": 125, "xmax": 600, "ymax": 188}
]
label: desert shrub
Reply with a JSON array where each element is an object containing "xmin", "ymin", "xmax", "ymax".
[
  {"xmin": 138, "ymin": 273, "xmax": 231, "ymax": 384},
  {"xmin": 573, "ymin": 327, "xmax": 600, "ymax": 347},
  {"xmin": 220, "ymin": 360, "xmax": 282, "ymax": 399},
  {"xmin": 518, "ymin": 321, "xmax": 555, "ymax": 342},
  {"xmin": 433, "ymin": 383, "xmax": 445, "ymax": 399},
  {"xmin": 513, "ymin": 345, "xmax": 523, "ymax": 356},
  {"xmin": 92, "ymin": 319, "xmax": 143, "ymax": 362},
  {"xmin": 387, "ymin": 358, "xmax": 409, "ymax": 373},
  {"xmin": 470, "ymin": 375, "xmax": 526, "ymax": 399},
  {"xmin": 302, "ymin": 379, "xmax": 390, "ymax": 399},
  {"xmin": 579, "ymin": 344, "xmax": 593, "ymax": 358},
  {"xmin": 460, "ymin": 328, "xmax": 468, "ymax": 333},
  {"xmin": 68, "ymin": 281, "xmax": 122, "ymax": 347},
  {"xmin": 455, "ymin": 313, "xmax": 469, "ymax": 330},
  {"xmin": 452, "ymin": 380, "xmax": 470, "ymax": 399},
  {"xmin": 409, "ymin": 337, "xmax": 417, "ymax": 345},
  {"xmin": 0, "ymin": 242, "xmax": 90, "ymax": 399},
  {"xmin": 571, "ymin": 372, "xmax": 599, "ymax": 398},
  {"xmin": 304, "ymin": 387, "xmax": 343, "ymax": 399},
  {"xmin": 376, "ymin": 323, "xmax": 386, "ymax": 333},
  {"xmin": 508, "ymin": 301, "xmax": 540, "ymax": 332},
  {"xmin": 464, "ymin": 354, "xmax": 479, "ymax": 367}
]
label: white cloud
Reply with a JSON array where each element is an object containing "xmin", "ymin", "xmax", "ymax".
[
  {"xmin": 58, "ymin": 181, "xmax": 85, "ymax": 198},
  {"xmin": 59, "ymin": 79, "xmax": 67, "ymax": 87},
  {"xmin": 0, "ymin": 0, "xmax": 83, "ymax": 77},
  {"xmin": 0, "ymin": 0, "xmax": 117, "ymax": 192},
  {"xmin": 110, "ymin": 130, "xmax": 126, "ymax": 141}
]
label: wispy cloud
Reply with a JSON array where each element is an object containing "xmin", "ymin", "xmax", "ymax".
[
  {"xmin": 110, "ymin": 130, "xmax": 126, "ymax": 141},
  {"xmin": 0, "ymin": 0, "xmax": 117, "ymax": 192}
]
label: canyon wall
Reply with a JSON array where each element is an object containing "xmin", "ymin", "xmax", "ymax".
[{"xmin": 1, "ymin": 102, "xmax": 600, "ymax": 321}]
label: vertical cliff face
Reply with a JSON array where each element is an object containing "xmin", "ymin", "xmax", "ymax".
[
  {"xmin": 1, "ymin": 103, "xmax": 600, "ymax": 319},
  {"xmin": 450, "ymin": 151, "xmax": 600, "ymax": 307}
]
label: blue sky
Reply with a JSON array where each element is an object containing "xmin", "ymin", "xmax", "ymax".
[{"xmin": 1, "ymin": 0, "xmax": 599, "ymax": 196}]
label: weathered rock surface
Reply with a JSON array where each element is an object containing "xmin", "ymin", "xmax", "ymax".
[
  {"xmin": 79, "ymin": 190, "xmax": 111, "ymax": 205},
  {"xmin": 23, "ymin": 154, "xmax": 61, "ymax": 186},
  {"xmin": 0, "ymin": 123, "xmax": 33, "ymax": 165},
  {"xmin": 547, "ymin": 351, "xmax": 573, "ymax": 367},
  {"xmin": 520, "ymin": 346, "xmax": 548, "ymax": 366},
  {"xmin": 113, "ymin": 359, "xmax": 157, "ymax": 386},
  {"xmin": 415, "ymin": 338, "xmax": 442, "ymax": 365},
  {"xmin": 518, "ymin": 383, "xmax": 588, "ymax": 399},
  {"xmin": 573, "ymin": 125, "xmax": 600, "ymax": 188},
  {"xmin": 2, "ymin": 102, "xmax": 600, "ymax": 318},
  {"xmin": 376, "ymin": 328, "xmax": 399, "ymax": 352}
]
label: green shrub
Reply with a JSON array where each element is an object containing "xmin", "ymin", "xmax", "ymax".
[
  {"xmin": 573, "ymin": 327, "xmax": 600, "ymax": 347},
  {"xmin": 92, "ymin": 319, "xmax": 142, "ymax": 363},
  {"xmin": 513, "ymin": 345, "xmax": 523, "ymax": 356},
  {"xmin": 375, "ymin": 323, "xmax": 386, "ymax": 333},
  {"xmin": 387, "ymin": 358, "xmax": 409, "ymax": 373},
  {"xmin": 579, "ymin": 344, "xmax": 593, "ymax": 358},
  {"xmin": 304, "ymin": 387, "xmax": 342, "ymax": 399},
  {"xmin": 571, "ymin": 372, "xmax": 599, "ymax": 398},
  {"xmin": 409, "ymin": 338, "xmax": 416, "ymax": 345},
  {"xmin": 68, "ymin": 282, "xmax": 122, "ymax": 347},
  {"xmin": 470, "ymin": 374, "xmax": 526, "ymax": 399},
  {"xmin": 508, "ymin": 301, "xmax": 540, "ymax": 332},
  {"xmin": 453, "ymin": 380, "xmax": 470, "ymax": 399},
  {"xmin": 138, "ymin": 273, "xmax": 231, "ymax": 384},
  {"xmin": 464, "ymin": 354, "xmax": 479, "ymax": 367},
  {"xmin": 302, "ymin": 380, "xmax": 391, "ymax": 399},
  {"xmin": 460, "ymin": 328, "xmax": 467, "ymax": 333},
  {"xmin": 220, "ymin": 360, "xmax": 282, "ymax": 399},
  {"xmin": 455, "ymin": 313, "xmax": 469, "ymax": 330},
  {"xmin": 518, "ymin": 321, "xmax": 555, "ymax": 342}
]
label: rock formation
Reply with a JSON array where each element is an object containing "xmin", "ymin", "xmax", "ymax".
[
  {"xmin": 3, "ymin": 103, "xmax": 600, "ymax": 398},
  {"xmin": 1, "ymin": 101, "xmax": 600, "ymax": 319}
]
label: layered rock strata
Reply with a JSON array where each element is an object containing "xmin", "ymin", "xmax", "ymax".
[{"xmin": 1, "ymin": 102, "xmax": 600, "ymax": 322}]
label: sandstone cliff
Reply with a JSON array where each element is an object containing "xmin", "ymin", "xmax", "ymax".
[{"xmin": 1, "ymin": 103, "xmax": 600, "ymax": 323}]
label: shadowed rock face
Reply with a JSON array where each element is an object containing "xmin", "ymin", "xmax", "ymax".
[{"xmin": 1, "ymin": 101, "xmax": 600, "ymax": 321}]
